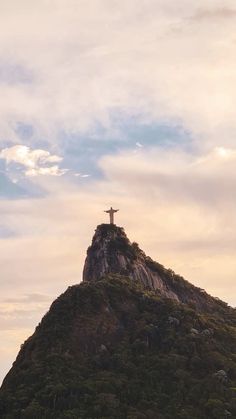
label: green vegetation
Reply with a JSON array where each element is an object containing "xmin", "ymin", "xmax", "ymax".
[{"xmin": 0, "ymin": 275, "xmax": 236, "ymax": 419}]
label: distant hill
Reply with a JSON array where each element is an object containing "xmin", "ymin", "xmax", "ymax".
[{"xmin": 0, "ymin": 224, "xmax": 235, "ymax": 418}]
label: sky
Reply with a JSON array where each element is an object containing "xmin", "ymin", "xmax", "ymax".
[{"xmin": 0, "ymin": 0, "xmax": 236, "ymax": 384}]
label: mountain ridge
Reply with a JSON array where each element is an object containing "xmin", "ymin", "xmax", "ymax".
[
  {"xmin": 0, "ymin": 224, "xmax": 235, "ymax": 418},
  {"xmin": 83, "ymin": 224, "xmax": 232, "ymax": 315}
]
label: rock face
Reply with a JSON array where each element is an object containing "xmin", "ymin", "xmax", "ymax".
[
  {"xmin": 83, "ymin": 224, "xmax": 169, "ymax": 292},
  {"xmin": 0, "ymin": 224, "xmax": 236, "ymax": 418},
  {"xmin": 83, "ymin": 224, "xmax": 229, "ymax": 313}
]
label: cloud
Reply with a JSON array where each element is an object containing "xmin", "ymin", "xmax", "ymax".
[
  {"xmin": 0, "ymin": 172, "xmax": 27, "ymax": 198},
  {"xmin": 0, "ymin": 144, "xmax": 235, "ymax": 304},
  {"xmin": 100, "ymin": 146, "xmax": 236, "ymax": 207},
  {"xmin": 25, "ymin": 166, "xmax": 68, "ymax": 177},
  {"xmin": 4, "ymin": 293, "xmax": 52, "ymax": 304},
  {"xmin": 213, "ymin": 146, "xmax": 236, "ymax": 160},
  {"xmin": 0, "ymin": 145, "xmax": 67, "ymax": 176},
  {"xmin": 0, "ymin": 1, "xmax": 235, "ymax": 147},
  {"xmin": 74, "ymin": 173, "xmax": 90, "ymax": 178},
  {"xmin": 1, "ymin": 0, "xmax": 236, "ymax": 386},
  {"xmin": 191, "ymin": 7, "xmax": 236, "ymax": 22},
  {"xmin": 0, "ymin": 293, "xmax": 52, "ymax": 331},
  {"xmin": 0, "ymin": 145, "xmax": 62, "ymax": 167},
  {"xmin": 0, "ymin": 62, "xmax": 34, "ymax": 86},
  {"xmin": 1, "ymin": 144, "xmax": 236, "ymax": 384}
]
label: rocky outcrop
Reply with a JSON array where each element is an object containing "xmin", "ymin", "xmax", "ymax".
[
  {"xmin": 83, "ymin": 224, "xmax": 177, "ymax": 299},
  {"xmin": 83, "ymin": 224, "xmax": 231, "ymax": 314},
  {"xmin": 1, "ymin": 224, "xmax": 236, "ymax": 418}
]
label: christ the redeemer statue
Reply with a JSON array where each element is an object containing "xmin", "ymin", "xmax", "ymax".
[{"xmin": 104, "ymin": 207, "xmax": 119, "ymax": 224}]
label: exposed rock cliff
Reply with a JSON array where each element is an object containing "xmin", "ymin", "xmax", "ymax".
[
  {"xmin": 0, "ymin": 224, "xmax": 235, "ymax": 419},
  {"xmin": 83, "ymin": 224, "xmax": 230, "ymax": 314}
]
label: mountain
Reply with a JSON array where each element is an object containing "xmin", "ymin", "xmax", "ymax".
[
  {"xmin": 0, "ymin": 224, "xmax": 236, "ymax": 419},
  {"xmin": 83, "ymin": 224, "xmax": 231, "ymax": 314}
]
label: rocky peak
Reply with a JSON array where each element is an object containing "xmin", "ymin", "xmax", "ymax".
[
  {"xmin": 82, "ymin": 224, "xmax": 137, "ymax": 281},
  {"xmin": 0, "ymin": 225, "xmax": 235, "ymax": 418},
  {"xmin": 82, "ymin": 224, "xmax": 231, "ymax": 313}
]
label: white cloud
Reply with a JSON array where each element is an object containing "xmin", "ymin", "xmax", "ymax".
[
  {"xmin": 0, "ymin": 145, "xmax": 66, "ymax": 176},
  {"xmin": 0, "ymin": 1, "xmax": 235, "ymax": 146},
  {"xmin": 74, "ymin": 173, "xmax": 91, "ymax": 178},
  {"xmin": 100, "ymin": 145, "xmax": 236, "ymax": 209},
  {"xmin": 214, "ymin": 146, "xmax": 236, "ymax": 160},
  {"xmin": 25, "ymin": 166, "xmax": 68, "ymax": 177}
]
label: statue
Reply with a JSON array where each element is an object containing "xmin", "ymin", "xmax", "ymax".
[{"xmin": 104, "ymin": 207, "xmax": 119, "ymax": 224}]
